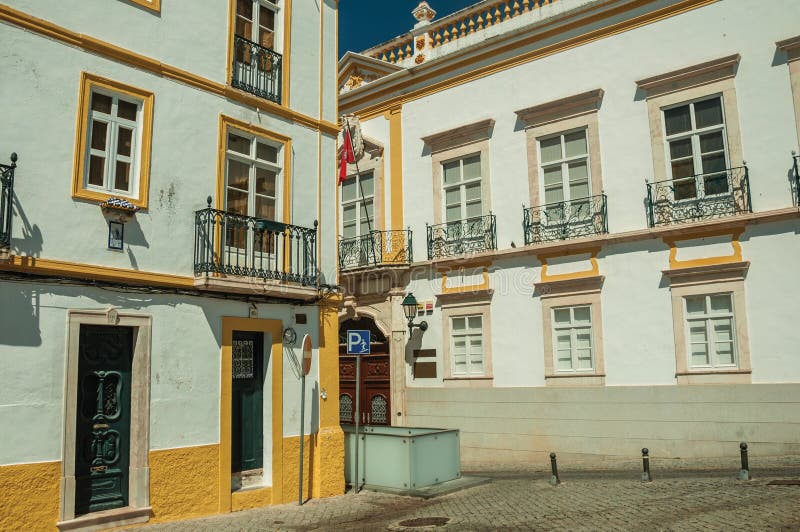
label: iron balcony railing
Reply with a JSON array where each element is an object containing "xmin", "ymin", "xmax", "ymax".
[
  {"xmin": 646, "ymin": 166, "xmax": 751, "ymax": 227},
  {"xmin": 523, "ymin": 194, "xmax": 608, "ymax": 245},
  {"xmin": 793, "ymin": 155, "xmax": 800, "ymax": 206},
  {"xmin": 339, "ymin": 229, "xmax": 413, "ymax": 270},
  {"xmin": 194, "ymin": 198, "xmax": 317, "ymax": 286},
  {"xmin": 0, "ymin": 153, "xmax": 17, "ymax": 250},
  {"xmin": 427, "ymin": 213, "xmax": 497, "ymax": 260},
  {"xmin": 231, "ymin": 35, "xmax": 282, "ymax": 104}
]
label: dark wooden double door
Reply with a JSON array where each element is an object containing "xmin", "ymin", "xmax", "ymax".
[
  {"xmin": 339, "ymin": 349, "xmax": 391, "ymax": 426},
  {"xmin": 75, "ymin": 325, "xmax": 133, "ymax": 516}
]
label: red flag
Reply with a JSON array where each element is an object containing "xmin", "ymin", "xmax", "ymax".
[
  {"xmin": 338, "ymin": 151, "xmax": 347, "ymax": 185},
  {"xmin": 343, "ymin": 128, "xmax": 355, "ymax": 164}
]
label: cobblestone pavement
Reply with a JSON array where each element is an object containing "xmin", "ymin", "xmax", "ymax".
[{"xmin": 136, "ymin": 456, "xmax": 800, "ymax": 531}]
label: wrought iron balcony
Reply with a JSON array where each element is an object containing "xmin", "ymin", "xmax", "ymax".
[
  {"xmin": 523, "ymin": 194, "xmax": 607, "ymax": 245},
  {"xmin": 646, "ymin": 166, "xmax": 751, "ymax": 227},
  {"xmin": 339, "ymin": 230, "xmax": 413, "ymax": 270},
  {"xmin": 231, "ymin": 35, "xmax": 282, "ymax": 104},
  {"xmin": 194, "ymin": 199, "xmax": 317, "ymax": 287},
  {"xmin": 427, "ymin": 214, "xmax": 497, "ymax": 260},
  {"xmin": 0, "ymin": 153, "xmax": 17, "ymax": 251},
  {"xmin": 793, "ymin": 155, "xmax": 799, "ymax": 206}
]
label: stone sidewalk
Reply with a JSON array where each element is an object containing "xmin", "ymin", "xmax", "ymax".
[{"xmin": 135, "ymin": 456, "xmax": 800, "ymax": 531}]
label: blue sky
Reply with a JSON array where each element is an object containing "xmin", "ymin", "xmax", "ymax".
[{"xmin": 338, "ymin": 1, "xmax": 478, "ymax": 58}]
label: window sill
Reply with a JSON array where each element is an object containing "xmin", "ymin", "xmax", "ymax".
[
  {"xmin": 545, "ymin": 373, "xmax": 605, "ymax": 386},
  {"xmin": 676, "ymin": 369, "xmax": 751, "ymax": 385},
  {"xmin": 57, "ymin": 506, "xmax": 151, "ymax": 531},
  {"xmin": 72, "ymin": 189, "xmax": 147, "ymax": 210},
  {"xmin": 443, "ymin": 376, "xmax": 493, "ymax": 388}
]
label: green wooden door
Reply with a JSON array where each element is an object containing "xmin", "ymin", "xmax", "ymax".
[
  {"xmin": 75, "ymin": 325, "xmax": 133, "ymax": 516},
  {"xmin": 231, "ymin": 331, "xmax": 264, "ymax": 473}
]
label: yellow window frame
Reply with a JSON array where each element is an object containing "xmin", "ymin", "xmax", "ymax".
[
  {"xmin": 226, "ymin": 0, "xmax": 292, "ymax": 106},
  {"xmin": 71, "ymin": 72, "xmax": 154, "ymax": 209}
]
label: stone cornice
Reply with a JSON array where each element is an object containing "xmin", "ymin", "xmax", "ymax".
[
  {"xmin": 635, "ymin": 54, "xmax": 740, "ymax": 97},
  {"xmin": 515, "ymin": 89, "xmax": 604, "ymax": 128},
  {"xmin": 421, "ymin": 118, "xmax": 495, "ymax": 154},
  {"xmin": 776, "ymin": 35, "xmax": 800, "ymax": 62}
]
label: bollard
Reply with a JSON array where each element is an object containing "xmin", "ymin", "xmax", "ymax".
[
  {"xmin": 641, "ymin": 448, "xmax": 652, "ymax": 482},
  {"xmin": 549, "ymin": 452, "xmax": 560, "ymax": 486},
  {"xmin": 739, "ymin": 442, "xmax": 750, "ymax": 481}
]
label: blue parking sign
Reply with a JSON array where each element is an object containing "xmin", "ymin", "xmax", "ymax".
[{"xmin": 346, "ymin": 330, "xmax": 370, "ymax": 355}]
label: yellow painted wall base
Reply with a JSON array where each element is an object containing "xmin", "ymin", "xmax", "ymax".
[
  {"xmin": 231, "ymin": 486, "xmax": 272, "ymax": 512},
  {"xmin": 149, "ymin": 444, "xmax": 220, "ymax": 523},
  {"xmin": 278, "ymin": 434, "xmax": 315, "ymax": 504},
  {"xmin": 0, "ymin": 461, "xmax": 60, "ymax": 532},
  {"xmin": 312, "ymin": 426, "xmax": 345, "ymax": 499}
]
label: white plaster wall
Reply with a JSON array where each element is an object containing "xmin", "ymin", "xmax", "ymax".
[
  {"xmin": 394, "ymin": 0, "xmax": 800, "ymax": 261},
  {"xmin": 359, "ymin": 116, "xmax": 392, "ymax": 230},
  {"xmin": 6, "ymin": 0, "xmax": 229, "ymax": 82},
  {"xmin": 0, "ymin": 21, "xmax": 337, "ymax": 279},
  {"xmin": 289, "ymin": 0, "xmax": 322, "ymax": 119},
  {"xmin": 600, "ymin": 240, "xmax": 677, "ymax": 385},
  {"xmin": 398, "ymin": 225, "xmax": 800, "ymax": 391},
  {"xmin": 489, "ymin": 256, "xmax": 542, "ymax": 387},
  {"xmin": 741, "ymin": 219, "xmax": 800, "ymax": 383},
  {"xmin": 321, "ymin": 0, "xmax": 339, "ymax": 123},
  {"xmin": 0, "ymin": 279, "xmax": 322, "ymax": 465}
]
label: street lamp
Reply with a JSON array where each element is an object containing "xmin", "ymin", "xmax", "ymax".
[{"xmin": 401, "ymin": 292, "xmax": 428, "ymax": 334}]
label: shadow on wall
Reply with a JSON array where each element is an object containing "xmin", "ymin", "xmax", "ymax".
[
  {"xmin": 0, "ymin": 282, "xmax": 171, "ymax": 347},
  {"xmin": 0, "ymin": 284, "xmax": 42, "ymax": 346},
  {"xmin": 11, "ymin": 193, "xmax": 42, "ymax": 257}
]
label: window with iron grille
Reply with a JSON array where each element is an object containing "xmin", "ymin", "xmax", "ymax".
[
  {"xmin": 538, "ymin": 129, "xmax": 591, "ymax": 220},
  {"xmin": 442, "ymin": 154, "xmax": 482, "ymax": 223},
  {"xmin": 663, "ymin": 96, "xmax": 729, "ymax": 200}
]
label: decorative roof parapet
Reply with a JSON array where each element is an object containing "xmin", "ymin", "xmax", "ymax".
[{"xmin": 363, "ymin": 0, "xmax": 559, "ymax": 67}]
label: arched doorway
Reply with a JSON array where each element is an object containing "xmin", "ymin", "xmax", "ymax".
[{"xmin": 338, "ymin": 317, "xmax": 390, "ymax": 426}]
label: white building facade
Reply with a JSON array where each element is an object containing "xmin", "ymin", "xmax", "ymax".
[
  {"xmin": 337, "ymin": 0, "xmax": 800, "ymax": 467},
  {"xmin": 0, "ymin": 1, "xmax": 343, "ymax": 530}
]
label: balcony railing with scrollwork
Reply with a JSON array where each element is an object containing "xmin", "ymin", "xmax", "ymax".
[
  {"xmin": 194, "ymin": 199, "xmax": 317, "ymax": 286},
  {"xmin": 646, "ymin": 166, "xmax": 751, "ymax": 227},
  {"xmin": 523, "ymin": 194, "xmax": 607, "ymax": 245},
  {"xmin": 231, "ymin": 35, "xmax": 282, "ymax": 104},
  {"xmin": 793, "ymin": 155, "xmax": 800, "ymax": 206},
  {"xmin": 339, "ymin": 230, "xmax": 413, "ymax": 270},
  {"xmin": 427, "ymin": 214, "xmax": 497, "ymax": 260},
  {"xmin": 0, "ymin": 153, "xmax": 17, "ymax": 250}
]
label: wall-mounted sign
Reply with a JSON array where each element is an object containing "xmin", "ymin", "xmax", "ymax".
[
  {"xmin": 301, "ymin": 334, "xmax": 313, "ymax": 376},
  {"xmin": 108, "ymin": 221, "xmax": 124, "ymax": 250}
]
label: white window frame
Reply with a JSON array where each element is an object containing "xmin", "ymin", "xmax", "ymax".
[
  {"xmin": 442, "ymin": 153, "xmax": 482, "ymax": 224},
  {"xmin": 340, "ymin": 171, "xmax": 374, "ymax": 240},
  {"xmin": 537, "ymin": 127, "xmax": 592, "ymax": 207},
  {"xmin": 84, "ymin": 89, "xmax": 143, "ymax": 198},
  {"xmin": 450, "ymin": 314, "xmax": 484, "ymax": 376},
  {"xmin": 236, "ymin": 0, "xmax": 281, "ymax": 51},
  {"xmin": 224, "ymin": 128, "xmax": 283, "ymax": 222},
  {"xmin": 662, "ymin": 95, "xmax": 730, "ymax": 200},
  {"xmin": 683, "ymin": 292, "xmax": 738, "ymax": 370},
  {"xmin": 551, "ymin": 304, "xmax": 594, "ymax": 373}
]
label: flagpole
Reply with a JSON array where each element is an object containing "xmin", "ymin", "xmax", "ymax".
[{"xmin": 342, "ymin": 117, "xmax": 378, "ymax": 264}]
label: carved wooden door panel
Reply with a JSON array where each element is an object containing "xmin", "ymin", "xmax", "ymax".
[
  {"xmin": 338, "ymin": 353, "xmax": 391, "ymax": 426},
  {"xmin": 75, "ymin": 325, "xmax": 133, "ymax": 516}
]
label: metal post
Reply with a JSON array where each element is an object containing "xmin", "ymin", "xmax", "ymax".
[
  {"xmin": 298, "ymin": 373, "xmax": 305, "ymax": 505},
  {"xmin": 549, "ymin": 452, "xmax": 560, "ymax": 486},
  {"xmin": 641, "ymin": 448, "xmax": 652, "ymax": 482},
  {"xmin": 353, "ymin": 356, "xmax": 361, "ymax": 494},
  {"xmin": 739, "ymin": 442, "xmax": 750, "ymax": 481}
]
